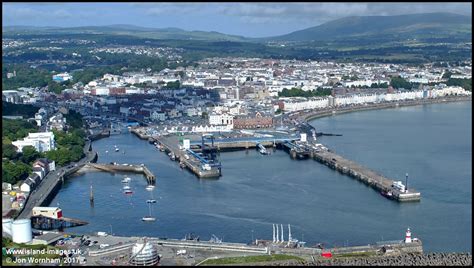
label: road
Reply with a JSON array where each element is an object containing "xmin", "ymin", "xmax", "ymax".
[{"xmin": 17, "ymin": 140, "xmax": 96, "ymax": 219}]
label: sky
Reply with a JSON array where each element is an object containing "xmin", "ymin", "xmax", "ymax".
[{"xmin": 3, "ymin": 2, "xmax": 472, "ymax": 38}]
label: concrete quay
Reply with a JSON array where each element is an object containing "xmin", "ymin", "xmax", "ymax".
[
  {"xmin": 84, "ymin": 163, "xmax": 156, "ymax": 183},
  {"xmin": 312, "ymin": 149, "xmax": 421, "ymax": 202},
  {"xmin": 155, "ymin": 135, "xmax": 221, "ymax": 178}
]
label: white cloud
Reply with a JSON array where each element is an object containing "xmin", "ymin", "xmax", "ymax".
[{"xmin": 216, "ymin": 3, "xmax": 471, "ymax": 26}]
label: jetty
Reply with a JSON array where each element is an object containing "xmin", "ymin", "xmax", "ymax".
[
  {"xmin": 313, "ymin": 149, "xmax": 421, "ymax": 202},
  {"xmin": 85, "ymin": 163, "xmax": 156, "ymax": 184}
]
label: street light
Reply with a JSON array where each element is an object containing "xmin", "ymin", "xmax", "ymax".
[{"xmin": 251, "ymin": 229, "xmax": 254, "ymax": 244}]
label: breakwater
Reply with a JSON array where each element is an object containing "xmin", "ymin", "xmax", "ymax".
[{"xmin": 302, "ymin": 252, "xmax": 472, "ymax": 266}]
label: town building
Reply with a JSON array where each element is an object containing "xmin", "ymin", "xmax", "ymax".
[
  {"xmin": 32, "ymin": 207, "xmax": 63, "ymax": 219},
  {"xmin": 12, "ymin": 132, "xmax": 56, "ymax": 153},
  {"xmin": 233, "ymin": 112, "xmax": 273, "ymax": 129}
]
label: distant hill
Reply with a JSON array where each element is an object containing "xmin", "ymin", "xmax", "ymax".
[
  {"xmin": 263, "ymin": 12, "xmax": 472, "ymax": 42},
  {"xmin": 2, "ymin": 24, "xmax": 249, "ymax": 42}
]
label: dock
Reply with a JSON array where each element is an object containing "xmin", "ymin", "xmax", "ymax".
[
  {"xmin": 156, "ymin": 136, "xmax": 221, "ymax": 178},
  {"xmin": 31, "ymin": 215, "xmax": 88, "ymax": 230},
  {"xmin": 136, "ymin": 129, "xmax": 420, "ymax": 202},
  {"xmin": 85, "ymin": 163, "xmax": 156, "ymax": 184}
]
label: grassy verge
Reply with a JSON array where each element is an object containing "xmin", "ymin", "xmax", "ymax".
[
  {"xmin": 334, "ymin": 251, "xmax": 377, "ymax": 258},
  {"xmin": 201, "ymin": 254, "xmax": 304, "ymax": 265}
]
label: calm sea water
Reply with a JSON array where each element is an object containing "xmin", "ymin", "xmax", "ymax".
[{"xmin": 50, "ymin": 101, "xmax": 471, "ymax": 252}]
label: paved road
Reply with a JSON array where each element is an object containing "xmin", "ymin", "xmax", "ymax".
[{"xmin": 17, "ymin": 141, "xmax": 96, "ymax": 219}]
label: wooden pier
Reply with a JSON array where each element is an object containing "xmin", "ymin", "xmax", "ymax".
[{"xmin": 85, "ymin": 163, "xmax": 156, "ymax": 183}]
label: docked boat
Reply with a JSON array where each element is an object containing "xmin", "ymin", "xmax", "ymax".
[
  {"xmin": 123, "ymin": 189, "xmax": 133, "ymax": 194},
  {"xmin": 123, "ymin": 185, "xmax": 131, "ymax": 190},
  {"xmin": 381, "ymin": 190, "xmax": 394, "ymax": 199},
  {"xmin": 121, "ymin": 177, "xmax": 131, "ymax": 183},
  {"xmin": 146, "ymin": 199, "xmax": 157, "ymax": 204}
]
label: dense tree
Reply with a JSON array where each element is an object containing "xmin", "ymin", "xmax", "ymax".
[
  {"xmin": 2, "ymin": 161, "xmax": 31, "ymax": 184},
  {"xmin": 2, "ymin": 143, "xmax": 19, "ymax": 160},
  {"xmin": 2, "ymin": 101, "xmax": 38, "ymax": 118},
  {"xmin": 279, "ymin": 87, "xmax": 332, "ymax": 97},
  {"xmin": 64, "ymin": 110, "xmax": 84, "ymax": 129},
  {"xmin": 2, "ymin": 119, "xmax": 37, "ymax": 141},
  {"xmin": 447, "ymin": 78, "xmax": 471, "ymax": 91},
  {"xmin": 164, "ymin": 80, "xmax": 181, "ymax": 89},
  {"xmin": 19, "ymin": 145, "xmax": 43, "ymax": 165},
  {"xmin": 390, "ymin": 76, "xmax": 413, "ymax": 89},
  {"xmin": 2, "ymin": 64, "xmax": 50, "ymax": 91}
]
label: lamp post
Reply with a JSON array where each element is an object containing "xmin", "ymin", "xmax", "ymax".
[
  {"xmin": 405, "ymin": 173, "xmax": 409, "ymax": 193},
  {"xmin": 251, "ymin": 230, "xmax": 254, "ymax": 244}
]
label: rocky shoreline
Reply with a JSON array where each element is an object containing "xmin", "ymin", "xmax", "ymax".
[{"xmin": 255, "ymin": 253, "xmax": 472, "ymax": 266}]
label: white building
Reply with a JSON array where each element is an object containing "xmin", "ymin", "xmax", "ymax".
[
  {"xmin": 209, "ymin": 113, "xmax": 234, "ymax": 128},
  {"xmin": 279, "ymin": 86, "xmax": 471, "ymax": 113},
  {"xmin": 52, "ymin": 72, "xmax": 73, "ymax": 82},
  {"xmin": 12, "ymin": 132, "xmax": 55, "ymax": 153},
  {"xmin": 150, "ymin": 111, "xmax": 167, "ymax": 122}
]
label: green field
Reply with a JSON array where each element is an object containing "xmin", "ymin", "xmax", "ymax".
[{"xmin": 201, "ymin": 254, "xmax": 305, "ymax": 265}]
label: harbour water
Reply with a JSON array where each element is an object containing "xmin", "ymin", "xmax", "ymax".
[{"xmin": 50, "ymin": 101, "xmax": 471, "ymax": 252}]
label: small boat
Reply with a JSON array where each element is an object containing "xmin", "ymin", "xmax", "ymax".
[
  {"xmin": 146, "ymin": 199, "xmax": 157, "ymax": 204},
  {"xmin": 123, "ymin": 185, "xmax": 131, "ymax": 190},
  {"xmin": 142, "ymin": 216, "xmax": 156, "ymax": 221},
  {"xmin": 121, "ymin": 177, "xmax": 131, "ymax": 183},
  {"xmin": 381, "ymin": 190, "xmax": 393, "ymax": 199},
  {"xmin": 115, "ymin": 148, "xmax": 119, "ymax": 152},
  {"xmin": 146, "ymin": 185, "xmax": 155, "ymax": 191},
  {"xmin": 180, "ymin": 162, "xmax": 186, "ymax": 169},
  {"xmin": 142, "ymin": 201, "xmax": 156, "ymax": 221},
  {"xmin": 105, "ymin": 150, "xmax": 109, "ymax": 153},
  {"xmin": 124, "ymin": 189, "xmax": 133, "ymax": 194}
]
